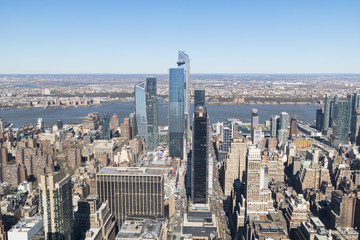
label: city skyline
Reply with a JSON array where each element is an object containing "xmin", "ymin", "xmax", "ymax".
[{"xmin": 1, "ymin": 0, "xmax": 359, "ymax": 74}]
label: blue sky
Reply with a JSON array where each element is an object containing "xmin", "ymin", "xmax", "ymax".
[{"xmin": 0, "ymin": 0, "xmax": 359, "ymax": 74}]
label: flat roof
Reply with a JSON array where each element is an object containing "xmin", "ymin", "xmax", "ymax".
[{"xmin": 97, "ymin": 167, "xmax": 163, "ymax": 176}]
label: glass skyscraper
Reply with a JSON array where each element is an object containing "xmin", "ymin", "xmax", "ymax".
[
  {"xmin": 194, "ymin": 89, "xmax": 205, "ymax": 108},
  {"xmin": 135, "ymin": 78, "xmax": 158, "ymax": 152},
  {"xmin": 191, "ymin": 106, "xmax": 208, "ymax": 204},
  {"xmin": 169, "ymin": 68, "xmax": 185, "ymax": 158},
  {"xmin": 101, "ymin": 114, "xmax": 111, "ymax": 140},
  {"xmin": 332, "ymin": 100, "xmax": 351, "ymax": 147}
]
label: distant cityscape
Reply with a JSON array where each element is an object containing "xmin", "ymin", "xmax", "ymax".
[{"xmin": 0, "ymin": 52, "xmax": 360, "ymax": 240}]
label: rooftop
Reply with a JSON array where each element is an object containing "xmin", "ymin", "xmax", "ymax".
[{"xmin": 97, "ymin": 167, "xmax": 163, "ymax": 176}]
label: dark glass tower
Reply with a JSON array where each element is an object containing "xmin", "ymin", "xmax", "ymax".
[
  {"xmin": 191, "ymin": 106, "xmax": 208, "ymax": 204},
  {"xmin": 169, "ymin": 68, "xmax": 185, "ymax": 158},
  {"xmin": 194, "ymin": 89, "xmax": 205, "ymax": 108},
  {"xmin": 135, "ymin": 78, "xmax": 158, "ymax": 151},
  {"xmin": 101, "ymin": 114, "xmax": 111, "ymax": 140},
  {"xmin": 332, "ymin": 100, "xmax": 351, "ymax": 147}
]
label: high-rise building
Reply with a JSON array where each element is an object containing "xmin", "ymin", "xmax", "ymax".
[
  {"xmin": 290, "ymin": 117, "xmax": 298, "ymax": 138},
  {"xmin": 111, "ymin": 114, "xmax": 119, "ymax": 132},
  {"xmin": 134, "ymin": 78, "xmax": 158, "ymax": 152},
  {"xmin": 332, "ymin": 100, "xmax": 351, "ymax": 147},
  {"xmin": 168, "ymin": 51, "xmax": 190, "ymax": 159},
  {"xmin": 245, "ymin": 146, "xmax": 273, "ymax": 216},
  {"xmin": 57, "ymin": 119, "xmax": 63, "ymax": 130},
  {"xmin": 350, "ymin": 93, "xmax": 360, "ymax": 114},
  {"xmin": 277, "ymin": 112, "xmax": 289, "ymax": 144},
  {"xmin": 169, "ymin": 68, "xmax": 185, "ymax": 158},
  {"xmin": 316, "ymin": 108, "xmax": 324, "ymax": 131},
  {"xmin": 270, "ymin": 115, "xmax": 280, "ymax": 138},
  {"xmin": 75, "ymin": 195, "xmax": 117, "ymax": 240},
  {"xmin": 121, "ymin": 118, "xmax": 131, "ymax": 140},
  {"xmin": 96, "ymin": 167, "xmax": 164, "ymax": 226},
  {"xmin": 40, "ymin": 172, "xmax": 73, "ymax": 240},
  {"xmin": 224, "ymin": 138, "xmax": 247, "ymax": 195},
  {"xmin": 350, "ymin": 111, "xmax": 360, "ymax": 146},
  {"xmin": 191, "ymin": 106, "xmax": 208, "ymax": 204},
  {"xmin": 194, "ymin": 89, "xmax": 205, "ymax": 108},
  {"xmin": 251, "ymin": 109, "xmax": 259, "ymax": 130},
  {"xmin": 323, "ymin": 94, "xmax": 332, "ymax": 130},
  {"xmin": 37, "ymin": 118, "xmax": 44, "ymax": 129},
  {"xmin": 220, "ymin": 124, "xmax": 231, "ymax": 152},
  {"xmin": 101, "ymin": 114, "xmax": 111, "ymax": 140}
]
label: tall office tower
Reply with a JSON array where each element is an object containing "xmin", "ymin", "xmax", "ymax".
[
  {"xmin": 350, "ymin": 111, "xmax": 360, "ymax": 146},
  {"xmin": 270, "ymin": 115, "xmax": 280, "ymax": 137},
  {"xmin": 245, "ymin": 146, "xmax": 273, "ymax": 216},
  {"xmin": 145, "ymin": 78, "xmax": 158, "ymax": 152},
  {"xmin": 121, "ymin": 118, "xmax": 131, "ymax": 140},
  {"xmin": 135, "ymin": 78, "xmax": 158, "ymax": 152},
  {"xmin": 40, "ymin": 172, "xmax": 73, "ymax": 240},
  {"xmin": 316, "ymin": 108, "xmax": 324, "ymax": 131},
  {"xmin": 290, "ymin": 117, "xmax": 298, "ymax": 138},
  {"xmin": 169, "ymin": 68, "xmax": 185, "ymax": 158},
  {"xmin": 37, "ymin": 118, "xmax": 44, "ymax": 129},
  {"xmin": 177, "ymin": 51, "xmax": 190, "ymax": 141},
  {"xmin": 220, "ymin": 124, "xmax": 231, "ymax": 152},
  {"xmin": 332, "ymin": 100, "xmax": 351, "ymax": 147},
  {"xmin": 111, "ymin": 114, "xmax": 119, "ymax": 131},
  {"xmin": 191, "ymin": 106, "xmax": 209, "ymax": 204},
  {"xmin": 75, "ymin": 195, "xmax": 117, "ymax": 240},
  {"xmin": 194, "ymin": 89, "xmax": 205, "ymax": 107},
  {"xmin": 129, "ymin": 112, "xmax": 138, "ymax": 138},
  {"xmin": 56, "ymin": 119, "xmax": 63, "ymax": 129},
  {"xmin": 224, "ymin": 138, "xmax": 247, "ymax": 195},
  {"xmin": 96, "ymin": 167, "xmax": 164, "ymax": 226},
  {"xmin": 101, "ymin": 114, "xmax": 111, "ymax": 140},
  {"xmin": 277, "ymin": 112, "xmax": 289, "ymax": 144},
  {"xmin": 168, "ymin": 51, "xmax": 190, "ymax": 159},
  {"xmin": 351, "ymin": 93, "xmax": 360, "ymax": 113},
  {"xmin": 323, "ymin": 94, "xmax": 332, "ymax": 130},
  {"xmin": 252, "ymin": 128, "xmax": 263, "ymax": 145},
  {"xmin": 251, "ymin": 109, "xmax": 259, "ymax": 130}
]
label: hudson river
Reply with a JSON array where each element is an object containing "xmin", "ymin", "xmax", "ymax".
[{"xmin": 0, "ymin": 102, "xmax": 318, "ymax": 127}]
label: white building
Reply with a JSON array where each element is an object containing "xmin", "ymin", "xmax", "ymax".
[{"xmin": 7, "ymin": 216, "xmax": 43, "ymax": 240}]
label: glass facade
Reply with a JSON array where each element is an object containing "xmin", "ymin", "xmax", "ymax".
[
  {"xmin": 135, "ymin": 79, "xmax": 159, "ymax": 152},
  {"xmin": 191, "ymin": 106, "xmax": 208, "ymax": 204},
  {"xmin": 169, "ymin": 68, "xmax": 185, "ymax": 158},
  {"xmin": 194, "ymin": 89, "xmax": 205, "ymax": 108},
  {"xmin": 333, "ymin": 100, "xmax": 351, "ymax": 147},
  {"xmin": 135, "ymin": 82, "xmax": 147, "ymax": 142},
  {"xmin": 101, "ymin": 114, "xmax": 111, "ymax": 140}
]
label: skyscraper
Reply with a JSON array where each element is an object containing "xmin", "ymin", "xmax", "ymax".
[
  {"xmin": 350, "ymin": 111, "xmax": 360, "ymax": 146},
  {"xmin": 332, "ymin": 100, "xmax": 351, "ymax": 147},
  {"xmin": 40, "ymin": 172, "xmax": 73, "ymax": 240},
  {"xmin": 135, "ymin": 78, "xmax": 158, "ymax": 151},
  {"xmin": 270, "ymin": 115, "xmax": 280, "ymax": 137},
  {"xmin": 277, "ymin": 112, "xmax": 289, "ymax": 144},
  {"xmin": 169, "ymin": 68, "xmax": 185, "ymax": 158},
  {"xmin": 194, "ymin": 89, "xmax": 205, "ymax": 108},
  {"xmin": 191, "ymin": 106, "xmax": 208, "ymax": 204},
  {"xmin": 169, "ymin": 51, "xmax": 190, "ymax": 159},
  {"xmin": 101, "ymin": 114, "xmax": 111, "ymax": 140},
  {"xmin": 251, "ymin": 109, "xmax": 259, "ymax": 130},
  {"xmin": 323, "ymin": 94, "xmax": 332, "ymax": 131},
  {"xmin": 245, "ymin": 146, "xmax": 273, "ymax": 216},
  {"xmin": 96, "ymin": 167, "xmax": 164, "ymax": 226},
  {"xmin": 290, "ymin": 117, "xmax": 298, "ymax": 138}
]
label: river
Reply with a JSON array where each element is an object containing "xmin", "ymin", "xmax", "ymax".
[{"xmin": 0, "ymin": 102, "xmax": 318, "ymax": 127}]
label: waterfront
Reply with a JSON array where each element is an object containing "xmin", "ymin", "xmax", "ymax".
[{"xmin": 0, "ymin": 102, "xmax": 318, "ymax": 128}]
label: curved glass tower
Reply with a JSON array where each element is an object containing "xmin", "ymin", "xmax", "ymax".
[{"xmin": 169, "ymin": 51, "xmax": 190, "ymax": 159}]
